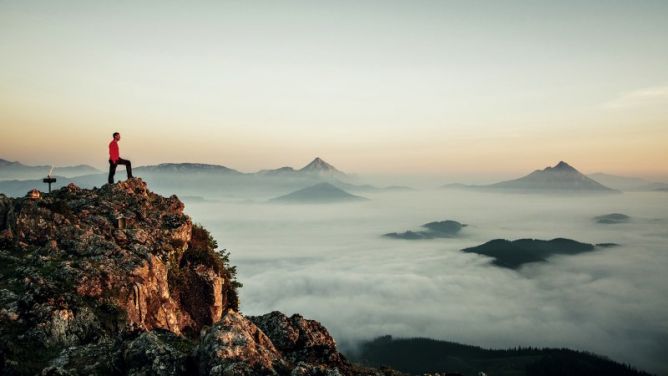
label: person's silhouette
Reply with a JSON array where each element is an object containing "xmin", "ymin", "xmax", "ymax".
[{"xmin": 108, "ymin": 132, "xmax": 133, "ymax": 184}]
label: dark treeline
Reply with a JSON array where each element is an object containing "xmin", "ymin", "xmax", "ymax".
[{"xmin": 346, "ymin": 336, "xmax": 652, "ymax": 376}]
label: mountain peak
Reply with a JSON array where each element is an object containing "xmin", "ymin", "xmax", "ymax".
[
  {"xmin": 547, "ymin": 161, "xmax": 578, "ymax": 173},
  {"xmin": 485, "ymin": 161, "xmax": 617, "ymax": 192},
  {"xmin": 0, "ymin": 159, "xmax": 99, "ymax": 180},
  {"xmin": 303, "ymin": 157, "xmax": 331, "ymax": 168},
  {"xmin": 299, "ymin": 157, "xmax": 345, "ymax": 175}
]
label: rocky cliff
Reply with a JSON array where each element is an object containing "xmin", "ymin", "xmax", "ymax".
[{"xmin": 0, "ymin": 179, "xmax": 401, "ymax": 376}]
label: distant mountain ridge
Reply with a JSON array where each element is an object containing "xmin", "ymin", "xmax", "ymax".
[
  {"xmin": 256, "ymin": 166, "xmax": 298, "ymax": 176},
  {"xmin": 258, "ymin": 157, "xmax": 348, "ymax": 179},
  {"xmin": 135, "ymin": 163, "xmax": 242, "ymax": 174},
  {"xmin": 134, "ymin": 157, "xmax": 347, "ymax": 179},
  {"xmin": 489, "ymin": 161, "xmax": 615, "ymax": 191},
  {"xmin": 443, "ymin": 161, "xmax": 619, "ymax": 193},
  {"xmin": 0, "ymin": 157, "xmax": 347, "ymax": 179},
  {"xmin": 587, "ymin": 172, "xmax": 668, "ymax": 191},
  {"xmin": 0, "ymin": 157, "xmax": 403, "ymax": 198},
  {"xmin": 0, "ymin": 158, "xmax": 99, "ymax": 180},
  {"xmin": 348, "ymin": 335, "xmax": 651, "ymax": 376}
]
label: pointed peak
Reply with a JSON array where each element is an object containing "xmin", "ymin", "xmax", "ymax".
[
  {"xmin": 306, "ymin": 157, "xmax": 328, "ymax": 166},
  {"xmin": 299, "ymin": 157, "xmax": 343, "ymax": 174},
  {"xmin": 548, "ymin": 161, "xmax": 578, "ymax": 172}
]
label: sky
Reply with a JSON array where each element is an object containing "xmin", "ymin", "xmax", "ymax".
[{"xmin": 1, "ymin": 1, "xmax": 667, "ymax": 180}]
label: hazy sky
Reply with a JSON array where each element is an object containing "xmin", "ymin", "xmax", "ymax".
[{"xmin": 1, "ymin": 1, "xmax": 667, "ymax": 179}]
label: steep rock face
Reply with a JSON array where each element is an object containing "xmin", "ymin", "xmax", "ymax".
[
  {"xmin": 0, "ymin": 180, "xmax": 402, "ymax": 375},
  {"xmin": 0, "ymin": 179, "xmax": 239, "ymax": 373}
]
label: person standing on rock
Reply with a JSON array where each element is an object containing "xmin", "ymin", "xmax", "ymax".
[{"xmin": 108, "ymin": 132, "xmax": 133, "ymax": 184}]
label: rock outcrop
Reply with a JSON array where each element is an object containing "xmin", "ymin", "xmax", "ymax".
[
  {"xmin": 0, "ymin": 179, "xmax": 402, "ymax": 375},
  {"xmin": 249, "ymin": 312, "xmax": 346, "ymax": 369}
]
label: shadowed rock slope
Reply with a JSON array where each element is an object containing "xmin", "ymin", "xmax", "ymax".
[{"xmin": 0, "ymin": 179, "xmax": 400, "ymax": 376}]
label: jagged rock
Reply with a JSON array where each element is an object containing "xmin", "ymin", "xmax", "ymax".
[
  {"xmin": 0, "ymin": 179, "xmax": 401, "ymax": 376},
  {"xmin": 197, "ymin": 310, "xmax": 283, "ymax": 376},
  {"xmin": 43, "ymin": 339, "xmax": 119, "ymax": 375},
  {"xmin": 23, "ymin": 305, "xmax": 100, "ymax": 348},
  {"xmin": 0, "ymin": 179, "xmax": 240, "ymax": 374},
  {"xmin": 123, "ymin": 330, "xmax": 194, "ymax": 375},
  {"xmin": 43, "ymin": 330, "xmax": 197, "ymax": 375},
  {"xmin": 249, "ymin": 311, "xmax": 347, "ymax": 370},
  {"xmin": 290, "ymin": 362, "xmax": 343, "ymax": 376}
]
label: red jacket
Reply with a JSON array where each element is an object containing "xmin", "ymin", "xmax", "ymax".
[{"xmin": 109, "ymin": 140, "xmax": 119, "ymax": 162}]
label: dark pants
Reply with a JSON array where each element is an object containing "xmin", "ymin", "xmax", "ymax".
[{"xmin": 108, "ymin": 158, "xmax": 133, "ymax": 184}]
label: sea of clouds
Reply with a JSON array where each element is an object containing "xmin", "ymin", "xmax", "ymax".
[{"xmin": 184, "ymin": 188, "xmax": 668, "ymax": 374}]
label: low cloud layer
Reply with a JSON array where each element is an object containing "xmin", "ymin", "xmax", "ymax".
[{"xmin": 185, "ymin": 189, "xmax": 668, "ymax": 374}]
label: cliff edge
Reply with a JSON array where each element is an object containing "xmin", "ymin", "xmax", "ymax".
[{"xmin": 0, "ymin": 179, "xmax": 400, "ymax": 376}]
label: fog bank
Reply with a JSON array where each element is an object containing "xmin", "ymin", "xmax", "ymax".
[{"xmin": 184, "ymin": 189, "xmax": 667, "ymax": 374}]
